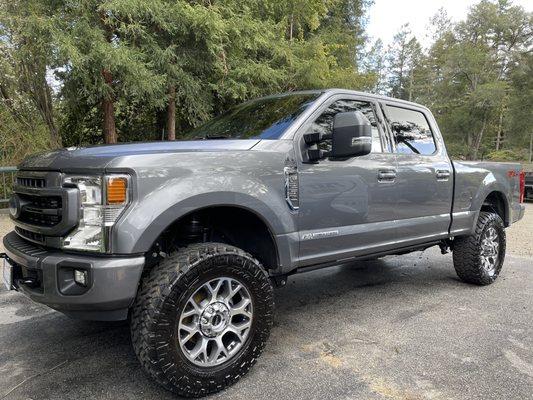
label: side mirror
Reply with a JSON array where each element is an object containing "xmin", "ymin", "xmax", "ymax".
[{"xmin": 330, "ymin": 111, "xmax": 372, "ymax": 158}]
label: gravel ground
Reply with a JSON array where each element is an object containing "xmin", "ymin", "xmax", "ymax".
[
  {"xmin": 0, "ymin": 205, "xmax": 532, "ymax": 400},
  {"xmin": 0, "ymin": 213, "xmax": 11, "ymax": 253},
  {"xmin": 505, "ymin": 203, "xmax": 533, "ymax": 257}
]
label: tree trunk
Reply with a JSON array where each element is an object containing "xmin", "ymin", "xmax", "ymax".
[
  {"xmin": 166, "ymin": 85, "xmax": 176, "ymax": 140},
  {"xmin": 495, "ymin": 108, "xmax": 503, "ymax": 151},
  {"xmin": 101, "ymin": 69, "xmax": 117, "ymax": 144},
  {"xmin": 529, "ymin": 132, "xmax": 533, "ymax": 163},
  {"xmin": 471, "ymin": 115, "xmax": 488, "ymax": 160},
  {"xmin": 20, "ymin": 60, "xmax": 61, "ymax": 148},
  {"xmin": 39, "ymin": 82, "xmax": 61, "ymax": 148},
  {"xmin": 289, "ymin": 14, "xmax": 294, "ymax": 41},
  {"xmin": 408, "ymin": 68, "xmax": 414, "ymax": 102},
  {"xmin": 100, "ymin": 11, "xmax": 117, "ymax": 144}
]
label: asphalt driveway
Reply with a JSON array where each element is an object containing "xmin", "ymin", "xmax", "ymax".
[{"xmin": 1, "ymin": 206, "xmax": 532, "ymax": 400}]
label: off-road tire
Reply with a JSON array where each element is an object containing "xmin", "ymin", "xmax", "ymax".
[
  {"xmin": 130, "ymin": 243, "xmax": 274, "ymax": 397},
  {"xmin": 453, "ymin": 211, "xmax": 506, "ymax": 285}
]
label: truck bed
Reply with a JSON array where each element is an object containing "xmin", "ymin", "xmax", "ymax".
[{"xmin": 451, "ymin": 160, "xmax": 524, "ymax": 236}]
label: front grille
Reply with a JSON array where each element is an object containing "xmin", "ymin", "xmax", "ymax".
[
  {"xmin": 526, "ymin": 173, "xmax": 533, "ymax": 185},
  {"xmin": 18, "ymin": 194, "xmax": 63, "ymax": 227},
  {"xmin": 17, "ymin": 177, "xmax": 46, "ymax": 188},
  {"xmin": 12, "ymin": 171, "xmax": 78, "ymax": 238}
]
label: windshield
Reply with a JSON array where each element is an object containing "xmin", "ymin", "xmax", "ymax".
[{"xmin": 182, "ymin": 93, "xmax": 320, "ymax": 140}]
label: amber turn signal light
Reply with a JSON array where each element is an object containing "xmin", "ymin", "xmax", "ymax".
[{"xmin": 106, "ymin": 177, "xmax": 128, "ymax": 205}]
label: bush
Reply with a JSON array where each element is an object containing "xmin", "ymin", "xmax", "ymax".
[
  {"xmin": 0, "ymin": 106, "xmax": 51, "ymax": 166},
  {"xmin": 485, "ymin": 149, "xmax": 528, "ymax": 162}
]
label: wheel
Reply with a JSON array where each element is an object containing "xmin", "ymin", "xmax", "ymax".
[
  {"xmin": 452, "ymin": 211, "xmax": 506, "ymax": 285},
  {"xmin": 130, "ymin": 243, "xmax": 274, "ymax": 397}
]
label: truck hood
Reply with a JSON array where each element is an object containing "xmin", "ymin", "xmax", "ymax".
[{"xmin": 18, "ymin": 139, "xmax": 261, "ymax": 171}]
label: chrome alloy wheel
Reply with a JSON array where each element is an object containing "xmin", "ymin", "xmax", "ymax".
[
  {"xmin": 480, "ymin": 227, "xmax": 500, "ymax": 275},
  {"xmin": 178, "ymin": 277, "xmax": 253, "ymax": 367}
]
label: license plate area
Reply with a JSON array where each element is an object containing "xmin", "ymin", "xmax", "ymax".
[{"xmin": 2, "ymin": 258, "xmax": 13, "ymax": 290}]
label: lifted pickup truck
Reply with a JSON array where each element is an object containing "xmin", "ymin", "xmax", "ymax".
[{"xmin": 2, "ymin": 89, "xmax": 526, "ymax": 397}]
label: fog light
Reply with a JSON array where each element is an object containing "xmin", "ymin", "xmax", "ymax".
[{"xmin": 74, "ymin": 269, "xmax": 88, "ymax": 286}]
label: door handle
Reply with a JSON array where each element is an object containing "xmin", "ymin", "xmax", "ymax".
[
  {"xmin": 378, "ymin": 169, "xmax": 396, "ymax": 182},
  {"xmin": 436, "ymin": 170, "xmax": 451, "ymax": 180}
]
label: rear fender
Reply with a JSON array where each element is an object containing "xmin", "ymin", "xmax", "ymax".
[{"xmin": 469, "ymin": 174, "xmax": 510, "ymax": 229}]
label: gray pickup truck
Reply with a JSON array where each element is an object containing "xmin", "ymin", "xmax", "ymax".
[{"xmin": 2, "ymin": 89, "xmax": 526, "ymax": 397}]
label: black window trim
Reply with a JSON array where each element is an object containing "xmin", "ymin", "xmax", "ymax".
[
  {"xmin": 381, "ymin": 102, "xmax": 439, "ymax": 157},
  {"xmin": 293, "ymin": 93, "xmax": 393, "ymax": 158}
]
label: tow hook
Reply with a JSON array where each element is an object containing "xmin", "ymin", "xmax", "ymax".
[{"xmin": 21, "ymin": 278, "xmax": 38, "ymax": 287}]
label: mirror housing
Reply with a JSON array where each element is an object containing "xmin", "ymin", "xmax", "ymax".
[{"xmin": 330, "ymin": 111, "xmax": 372, "ymax": 158}]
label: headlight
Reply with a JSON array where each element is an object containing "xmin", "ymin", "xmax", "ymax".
[{"xmin": 62, "ymin": 174, "xmax": 130, "ymax": 252}]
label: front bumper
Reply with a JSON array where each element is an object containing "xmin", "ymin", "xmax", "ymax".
[{"xmin": 3, "ymin": 231, "xmax": 144, "ymax": 321}]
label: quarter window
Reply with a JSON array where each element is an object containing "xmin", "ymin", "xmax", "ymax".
[
  {"xmin": 385, "ymin": 105, "xmax": 436, "ymax": 155},
  {"xmin": 309, "ymin": 99, "xmax": 383, "ymax": 153}
]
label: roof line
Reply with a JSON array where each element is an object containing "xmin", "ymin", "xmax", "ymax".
[{"xmin": 253, "ymin": 88, "xmax": 429, "ymax": 110}]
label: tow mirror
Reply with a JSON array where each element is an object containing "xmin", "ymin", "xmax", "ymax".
[
  {"xmin": 330, "ymin": 111, "xmax": 372, "ymax": 158},
  {"xmin": 304, "ymin": 111, "xmax": 372, "ymax": 162}
]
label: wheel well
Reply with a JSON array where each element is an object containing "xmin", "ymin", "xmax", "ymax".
[
  {"xmin": 481, "ymin": 191, "xmax": 508, "ymax": 227},
  {"xmin": 146, "ymin": 206, "xmax": 279, "ymax": 271}
]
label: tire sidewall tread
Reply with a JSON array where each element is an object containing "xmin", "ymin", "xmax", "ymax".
[
  {"xmin": 130, "ymin": 243, "xmax": 274, "ymax": 397},
  {"xmin": 453, "ymin": 211, "xmax": 506, "ymax": 285}
]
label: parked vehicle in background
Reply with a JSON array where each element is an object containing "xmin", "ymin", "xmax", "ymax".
[
  {"xmin": 2, "ymin": 89, "xmax": 526, "ymax": 397},
  {"xmin": 524, "ymin": 171, "xmax": 533, "ymax": 201}
]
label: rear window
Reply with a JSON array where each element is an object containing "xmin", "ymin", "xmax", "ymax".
[{"xmin": 386, "ymin": 105, "xmax": 436, "ymax": 155}]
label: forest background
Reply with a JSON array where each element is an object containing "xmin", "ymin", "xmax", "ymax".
[{"xmin": 1, "ymin": 0, "xmax": 531, "ymax": 164}]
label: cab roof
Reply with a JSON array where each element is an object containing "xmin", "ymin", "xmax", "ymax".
[{"xmin": 265, "ymin": 88, "xmax": 430, "ymax": 111}]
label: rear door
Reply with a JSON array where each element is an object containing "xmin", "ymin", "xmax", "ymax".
[
  {"xmin": 382, "ymin": 103, "xmax": 453, "ymax": 245},
  {"xmin": 296, "ymin": 95, "xmax": 399, "ymax": 266}
]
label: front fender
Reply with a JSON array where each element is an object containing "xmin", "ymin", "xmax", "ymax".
[{"xmin": 112, "ymin": 174, "xmax": 295, "ymax": 254}]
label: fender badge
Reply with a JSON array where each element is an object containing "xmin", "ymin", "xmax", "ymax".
[{"xmin": 302, "ymin": 230, "xmax": 340, "ymax": 240}]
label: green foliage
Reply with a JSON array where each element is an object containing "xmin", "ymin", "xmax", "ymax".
[
  {"xmin": 0, "ymin": 0, "xmax": 531, "ymax": 163},
  {"xmin": 36, "ymin": 0, "xmax": 374, "ymax": 143},
  {"xmin": 0, "ymin": 104, "xmax": 51, "ymax": 164},
  {"xmin": 485, "ymin": 149, "xmax": 528, "ymax": 161},
  {"xmin": 378, "ymin": 1, "xmax": 532, "ymax": 161},
  {"xmin": 0, "ymin": 0, "xmax": 60, "ymax": 152}
]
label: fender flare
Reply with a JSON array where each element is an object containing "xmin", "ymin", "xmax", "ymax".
[
  {"xmin": 129, "ymin": 191, "xmax": 294, "ymax": 254},
  {"xmin": 470, "ymin": 179, "xmax": 510, "ymax": 228}
]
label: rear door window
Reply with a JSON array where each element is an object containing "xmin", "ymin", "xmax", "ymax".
[{"xmin": 385, "ymin": 105, "xmax": 436, "ymax": 155}]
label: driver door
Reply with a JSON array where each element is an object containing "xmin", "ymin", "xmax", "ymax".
[{"xmin": 296, "ymin": 95, "xmax": 399, "ymax": 267}]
